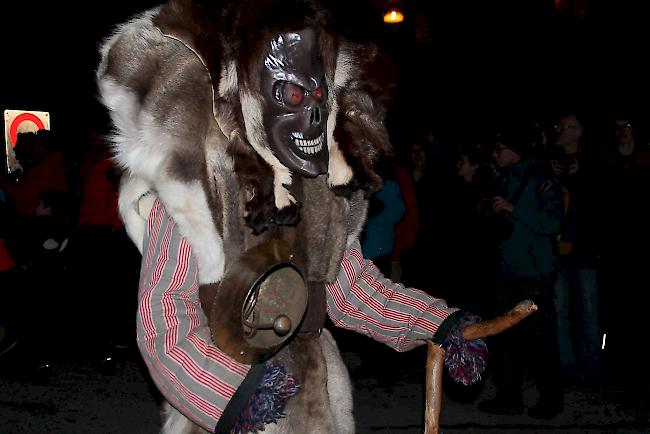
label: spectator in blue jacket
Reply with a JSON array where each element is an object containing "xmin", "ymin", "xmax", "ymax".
[
  {"xmin": 478, "ymin": 124, "xmax": 565, "ymax": 420},
  {"xmin": 361, "ymin": 159, "xmax": 405, "ymax": 277}
]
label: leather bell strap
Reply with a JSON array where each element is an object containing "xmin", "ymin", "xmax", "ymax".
[{"xmin": 299, "ymin": 281, "xmax": 326, "ymax": 336}]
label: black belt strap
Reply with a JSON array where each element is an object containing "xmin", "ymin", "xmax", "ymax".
[{"xmin": 214, "ymin": 362, "xmax": 266, "ymax": 433}]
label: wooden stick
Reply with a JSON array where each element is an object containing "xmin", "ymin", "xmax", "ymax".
[
  {"xmin": 461, "ymin": 299, "xmax": 537, "ymax": 341},
  {"xmin": 423, "ymin": 299, "xmax": 537, "ymax": 433},
  {"xmin": 424, "ymin": 341, "xmax": 445, "ymax": 434}
]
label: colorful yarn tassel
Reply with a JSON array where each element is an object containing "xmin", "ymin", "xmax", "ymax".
[
  {"xmin": 233, "ymin": 362, "xmax": 299, "ymax": 433},
  {"xmin": 442, "ymin": 314, "xmax": 488, "ymax": 386}
]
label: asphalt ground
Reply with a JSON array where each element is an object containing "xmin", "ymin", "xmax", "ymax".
[{"xmin": 1, "ymin": 324, "xmax": 648, "ymax": 434}]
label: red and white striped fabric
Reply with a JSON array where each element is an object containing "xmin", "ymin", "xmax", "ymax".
[
  {"xmin": 138, "ymin": 200, "xmax": 249, "ymax": 430},
  {"xmin": 137, "ymin": 200, "xmax": 457, "ymax": 430},
  {"xmin": 326, "ymin": 240, "xmax": 456, "ymax": 352}
]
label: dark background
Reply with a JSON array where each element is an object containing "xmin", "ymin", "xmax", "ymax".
[{"xmin": 1, "ymin": 0, "xmax": 648, "ymax": 151}]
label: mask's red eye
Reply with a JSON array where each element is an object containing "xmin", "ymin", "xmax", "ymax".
[
  {"xmin": 282, "ymin": 82, "xmax": 305, "ymax": 106},
  {"xmin": 312, "ymin": 87, "xmax": 323, "ymax": 101}
]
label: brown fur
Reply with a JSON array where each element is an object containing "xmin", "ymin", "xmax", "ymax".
[{"xmin": 153, "ymin": 0, "xmax": 392, "ymax": 233}]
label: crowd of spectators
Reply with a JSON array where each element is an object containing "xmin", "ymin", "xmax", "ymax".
[
  {"xmin": 0, "ymin": 127, "xmax": 140, "ymax": 379},
  {"xmin": 1, "ymin": 110, "xmax": 648, "ymax": 416}
]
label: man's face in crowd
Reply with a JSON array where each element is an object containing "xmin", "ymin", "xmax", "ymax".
[{"xmin": 615, "ymin": 119, "xmax": 634, "ymax": 144}]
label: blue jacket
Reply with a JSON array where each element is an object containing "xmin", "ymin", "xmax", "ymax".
[
  {"xmin": 361, "ymin": 179, "xmax": 405, "ymax": 260},
  {"xmin": 498, "ymin": 159, "xmax": 564, "ymax": 278}
]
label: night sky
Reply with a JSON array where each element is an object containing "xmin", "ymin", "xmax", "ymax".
[
  {"xmin": 1, "ymin": 1, "xmax": 160, "ymax": 137},
  {"xmin": 1, "ymin": 0, "xmax": 647, "ymax": 148}
]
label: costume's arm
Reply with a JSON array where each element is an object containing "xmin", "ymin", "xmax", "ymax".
[
  {"xmin": 327, "ymin": 240, "xmax": 489, "ymax": 385},
  {"xmin": 137, "ymin": 199, "xmax": 250, "ymax": 431},
  {"xmin": 326, "ymin": 239, "xmax": 461, "ymax": 352}
]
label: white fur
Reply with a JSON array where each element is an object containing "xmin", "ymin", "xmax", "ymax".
[
  {"xmin": 333, "ymin": 49, "xmax": 354, "ymax": 89},
  {"xmin": 99, "ymin": 15, "xmax": 226, "ymax": 284},
  {"xmin": 100, "ymin": 81, "xmax": 169, "ymax": 181},
  {"xmin": 218, "ymin": 61, "xmax": 238, "ymax": 98},
  {"xmin": 240, "ymin": 90, "xmax": 296, "ymax": 209},
  {"xmin": 327, "ymin": 146, "xmax": 353, "ymax": 187},
  {"xmin": 101, "ymin": 81, "xmax": 224, "ymax": 283},
  {"xmin": 326, "ymin": 96, "xmax": 353, "ymax": 187},
  {"xmin": 156, "ymin": 180, "xmax": 225, "ymax": 284},
  {"xmin": 326, "ymin": 49, "xmax": 354, "ymax": 187}
]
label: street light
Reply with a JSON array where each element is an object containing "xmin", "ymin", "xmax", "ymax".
[{"xmin": 383, "ymin": 1, "xmax": 404, "ymax": 24}]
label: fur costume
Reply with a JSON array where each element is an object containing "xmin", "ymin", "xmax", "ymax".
[
  {"xmin": 98, "ymin": 0, "xmax": 393, "ymax": 280},
  {"xmin": 98, "ymin": 0, "xmax": 397, "ymax": 432},
  {"xmin": 98, "ymin": 1, "xmax": 490, "ymax": 432}
]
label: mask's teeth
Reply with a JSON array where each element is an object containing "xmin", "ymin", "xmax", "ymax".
[{"xmin": 293, "ymin": 133, "xmax": 325, "ymax": 155}]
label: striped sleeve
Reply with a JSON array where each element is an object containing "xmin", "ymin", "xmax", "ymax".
[
  {"xmin": 326, "ymin": 240, "xmax": 459, "ymax": 352},
  {"xmin": 137, "ymin": 199, "xmax": 250, "ymax": 431}
]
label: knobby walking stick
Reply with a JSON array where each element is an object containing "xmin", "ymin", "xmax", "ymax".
[{"xmin": 424, "ymin": 300, "xmax": 538, "ymax": 434}]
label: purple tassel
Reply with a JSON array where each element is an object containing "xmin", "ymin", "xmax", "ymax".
[
  {"xmin": 442, "ymin": 314, "xmax": 488, "ymax": 386},
  {"xmin": 233, "ymin": 362, "xmax": 299, "ymax": 433}
]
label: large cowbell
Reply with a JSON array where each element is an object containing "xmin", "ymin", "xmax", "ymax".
[{"xmin": 208, "ymin": 240, "xmax": 308, "ymax": 364}]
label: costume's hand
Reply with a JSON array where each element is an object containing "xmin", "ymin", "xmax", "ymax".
[
  {"xmin": 491, "ymin": 196, "xmax": 513, "ymax": 213},
  {"xmin": 245, "ymin": 201, "xmax": 301, "ymax": 235}
]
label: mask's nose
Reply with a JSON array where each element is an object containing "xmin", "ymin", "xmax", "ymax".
[{"xmin": 309, "ymin": 106, "xmax": 322, "ymax": 126}]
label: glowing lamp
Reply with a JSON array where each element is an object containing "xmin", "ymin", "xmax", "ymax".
[{"xmin": 383, "ymin": 4, "xmax": 404, "ymax": 24}]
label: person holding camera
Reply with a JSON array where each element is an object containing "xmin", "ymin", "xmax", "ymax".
[
  {"xmin": 549, "ymin": 113, "xmax": 605, "ymax": 388},
  {"xmin": 478, "ymin": 124, "xmax": 565, "ymax": 419}
]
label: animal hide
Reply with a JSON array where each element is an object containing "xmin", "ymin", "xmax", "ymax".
[
  {"xmin": 97, "ymin": 0, "xmax": 394, "ymax": 432},
  {"xmin": 98, "ymin": 0, "xmax": 392, "ymax": 280}
]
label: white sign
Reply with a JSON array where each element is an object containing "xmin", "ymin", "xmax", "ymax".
[{"xmin": 3, "ymin": 109, "xmax": 51, "ymax": 174}]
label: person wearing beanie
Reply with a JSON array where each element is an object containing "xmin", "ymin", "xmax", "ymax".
[{"xmin": 494, "ymin": 125, "xmax": 535, "ymax": 160}]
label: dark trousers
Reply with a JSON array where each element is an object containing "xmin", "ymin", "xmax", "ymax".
[{"xmin": 488, "ymin": 274, "xmax": 563, "ymax": 404}]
